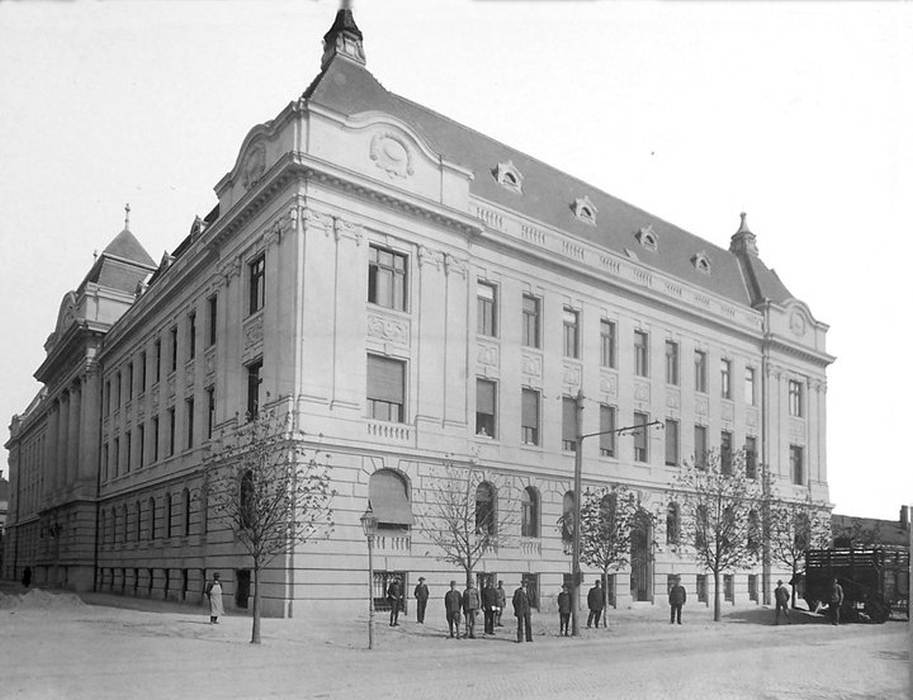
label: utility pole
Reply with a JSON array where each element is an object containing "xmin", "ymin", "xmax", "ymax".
[
  {"xmin": 569, "ymin": 390, "xmax": 663, "ymax": 637},
  {"xmin": 571, "ymin": 389, "xmax": 584, "ymax": 637}
]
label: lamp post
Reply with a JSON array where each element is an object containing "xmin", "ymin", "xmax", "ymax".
[
  {"xmin": 570, "ymin": 389, "xmax": 663, "ymax": 637},
  {"xmin": 360, "ymin": 505, "xmax": 377, "ymax": 650}
]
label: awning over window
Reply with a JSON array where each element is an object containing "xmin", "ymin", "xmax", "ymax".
[
  {"xmin": 562, "ymin": 397, "xmax": 576, "ymax": 439},
  {"xmin": 369, "ymin": 470, "xmax": 413, "ymax": 526},
  {"xmin": 367, "ymin": 355, "xmax": 404, "ymax": 404}
]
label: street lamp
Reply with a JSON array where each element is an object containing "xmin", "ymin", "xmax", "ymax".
[
  {"xmin": 360, "ymin": 505, "xmax": 378, "ymax": 650},
  {"xmin": 570, "ymin": 389, "xmax": 663, "ymax": 636}
]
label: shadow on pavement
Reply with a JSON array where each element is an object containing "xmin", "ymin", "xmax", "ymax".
[{"xmin": 725, "ymin": 606, "xmax": 825, "ymax": 626}]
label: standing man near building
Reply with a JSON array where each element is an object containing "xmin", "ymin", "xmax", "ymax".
[
  {"xmin": 205, "ymin": 572, "xmax": 224, "ymax": 624},
  {"xmin": 387, "ymin": 575, "xmax": 404, "ymax": 627},
  {"xmin": 587, "ymin": 579, "xmax": 604, "ymax": 628},
  {"xmin": 462, "ymin": 580, "xmax": 481, "ymax": 639},
  {"xmin": 513, "ymin": 579, "xmax": 533, "ymax": 643},
  {"xmin": 481, "ymin": 578, "xmax": 498, "ymax": 635},
  {"xmin": 774, "ymin": 580, "xmax": 791, "ymax": 624},
  {"xmin": 557, "ymin": 584, "xmax": 571, "ymax": 637},
  {"xmin": 444, "ymin": 580, "xmax": 463, "ymax": 639},
  {"xmin": 495, "ymin": 580, "xmax": 506, "ymax": 627},
  {"xmin": 829, "ymin": 578, "xmax": 844, "ymax": 626},
  {"xmin": 669, "ymin": 575, "xmax": 686, "ymax": 625},
  {"xmin": 414, "ymin": 576, "xmax": 429, "ymax": 624}
]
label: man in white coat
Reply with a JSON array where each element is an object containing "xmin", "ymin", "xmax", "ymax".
[{"xmin": 206, "ymin": 572, "xmax": 224, "ymax": 624}]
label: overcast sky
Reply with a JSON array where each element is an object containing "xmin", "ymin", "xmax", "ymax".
[{"xmin": 1, "ymin": 1, "xmax": 910, "ymax": 520}]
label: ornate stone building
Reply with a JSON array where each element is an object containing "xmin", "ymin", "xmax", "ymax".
[{"xmin": 4, "ymin": 8, "xmax": 833, "ymax": 616}]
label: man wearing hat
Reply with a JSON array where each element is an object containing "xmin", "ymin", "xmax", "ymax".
[
  {"xmin": 444, "ymin": 580, "xmax": 463, "ymax": 639},
  {"xmin": 774, "ymin": 579, "xmax": 790, "ymax": 624},
  {"xmin": 668, "ymin": 575, "xmax": 686, "ymax": 625},
  {"xmin": 414, "ymin": 576, "xmax": 429, "ymax": 624}
]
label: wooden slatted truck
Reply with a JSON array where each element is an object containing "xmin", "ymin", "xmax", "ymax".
[{"xmin": 803, "ymin": 547, "xmax": 909, "ymax": 623}]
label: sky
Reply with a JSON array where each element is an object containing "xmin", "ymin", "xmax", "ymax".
[{"xmin": 0, "ymin": 1, "xmax": 910, "ymax": 520}]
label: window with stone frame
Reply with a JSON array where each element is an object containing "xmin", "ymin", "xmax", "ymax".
[
  {"xmin": 475, "ymin": 482, "xmax": 497, "ymax": 536},
  {"xmin": 476, "ymin": 281, "xmax": 498, "ymax": 337},
  {"xmin": 599, "ymin": 404, "xmax": 616, "ymax": 457},
  {"xmin": 521, "ymin": 294, "xmax": 540, "ymax": 349},
  {"xmin": 665, "ymin": 340, "xmax": 679, "ymax": 385},
  {"xmin": 521, "ymin": 486, "xmax": 540, "ymax": 538},
  {"xmin": 633, "ymin": 412, "xmax": 649, "ymax": 463},
  {"xmin": 694, "ymin": 425, "xmax": 707, "ymax": 469},
  {"xmin": 790, "ymin": 444, "xmax": 805, "ymax": 485},
  {"xmin": 665, "ymin": 419, "xmax": 679, "ymax": 466},
  {"xmin": 600, "ymin": 319, "xmax": 616, "ymax": 368},
  {"xmin": 367, "ymin": 354, "xmax": 405, "ymax": 423},
  {"xmin": 249, "ymin": 254, "xmax": 266, "ymax": 315},
  {"xmin": 720, "ymin": 430, "xmax": 733, "ymax": 474},
  {"xmin": 521, "ymin": 388, "xmax": 539, "ymax": 446},
  {"xmin": 634, "ymin": 331, "xmax": 649, "ymax": 377},
  {"xmin": 367, "ymin": 245, "xmax": 407, "ymax": 311},
  {"xmin": 475, "ymin": 378, "xmax": 497, "ymax": 438},
  {"xmin": 563, "ymin": 308, "xmax": 579, "ymax": 359},
  {"xmin": 788, "ymin": 380, "xmax": 804, "ymax": 417},
  {"xmin": 744, "ymin": 436, "xmax": 758, "ymax": 479},
  {"xmin": 694, "ymin": 350, "xmax": 707, "ymax": 393},
  {"xmin": 720, "ymin": 358, "xmax": 731, "ymax": 399}
]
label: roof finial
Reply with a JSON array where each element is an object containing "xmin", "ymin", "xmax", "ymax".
[
  {"xmin": 321, "ymin": 1, "xmax": 365, "ymax": 71},
  {"xmin": 124, "ymin": 203, "xmax": 131, "ymax": 231},
  {"xmin": 729, "ymin": 211, "xmax": 759, "ymax": 256}
]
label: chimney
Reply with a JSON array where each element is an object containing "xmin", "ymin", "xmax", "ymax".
[{"xmin": 900, "ymin": 505, "xmax": 909, "ymax": 530}]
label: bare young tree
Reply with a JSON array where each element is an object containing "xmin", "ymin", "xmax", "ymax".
[
  {"xmin": 671, "ymin": 448, "xmax": 764, "ymax": 621},
  {"xmin": 768, "ymin": 495, "xmax": 831, "ymax": 608},
  {"xmin": 204, "ymin": 408, "xmax": 334, "ymax": 644},
  {"xmin": 418, "ymin": 463, "xmax": 517, "ymax": 586},
  {"xmin": 576, "ymin": 485, "xmax": 654, "ymax": 617}
]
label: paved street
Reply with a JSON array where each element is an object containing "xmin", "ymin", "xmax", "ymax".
[{"xmin": 0, "ymin": 590, "xmax": 908, "ymax": 699}]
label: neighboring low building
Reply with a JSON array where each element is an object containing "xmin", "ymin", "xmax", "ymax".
[
  {"xmin": 832, "ymin": 507, "xmax": 909, "ymax": 549},
  {"xmin": 3, "ymin": 7, "xmax": 833, "ymax": 615}
]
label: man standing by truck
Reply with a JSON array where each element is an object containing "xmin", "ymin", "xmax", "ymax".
[{"xmin": 829, "ymin": 578, "xmax": 844, "ymax": 626}]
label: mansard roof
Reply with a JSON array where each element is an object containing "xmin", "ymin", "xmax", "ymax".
[{"xmin": 304, "ymin": 53, "xmax": 796, "ymax": 308}]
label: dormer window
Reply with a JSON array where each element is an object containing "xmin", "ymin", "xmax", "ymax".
[
  {"xmin": 692, "ymin": 251, "xmax": 712, "ymax": 274},
  {"xmin": 495, "ymin": 161, "xmax": 523, "ymax": 193},
  {"xmin": 636, "ymin": 225, "xmax": 658, "ymax": 252},
  {"xmin": 573, "ymin": 196, "xmax": 598, "ymax": 226}
]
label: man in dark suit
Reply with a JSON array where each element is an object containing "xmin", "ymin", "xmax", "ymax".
[
  {"xmin": 512, "ymin": 580, "xmax": 533, "ymax": 643},
  {"xmin": 669, "ymin": 576, "xmax": 686, "ymax": 624},
  {"xmin": 414, "ymin": 576, "xmax": 429, "ymax": 623},
  {"xmin": 587, "ymin": 579, "xmax": 605, "ymax": 628},
  {"xmin": 557, "ymin": 584, "xmax": 571, "ymax": 637},
  {"xmin": 481, "ymin": 579, "xmax": 498, "ymax": 635},
  {"xmin": 386, "ymin": 576, "xmax": 404, "ymax": 626},
  {"xmin": 444, "ymin": 580, "xmax": 463, "ymax": 639}
]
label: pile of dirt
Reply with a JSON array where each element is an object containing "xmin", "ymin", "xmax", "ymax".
[{"xmin": 0, "ymin": 589, "xmax": 86, "ymax": 611}]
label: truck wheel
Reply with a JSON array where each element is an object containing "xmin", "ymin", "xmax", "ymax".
[{"xmin": 865, "ymin": 600, "xmax": 889, "ymax": 623}]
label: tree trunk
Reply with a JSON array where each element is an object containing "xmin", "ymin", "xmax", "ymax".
[
  {"xmin": 251, "ymin": 561, "xmax": 261, "ymax": 644},
  {"xmin": 603, "ymin": 573, "xmax": 610, "ymax": 626},
  {"xmin": 790, "ymin": 561, "xmax": 798, "ymax": 609},
  {"xmin": 713, "ymin": 569, "xmax": 721, "ymax": 622}
]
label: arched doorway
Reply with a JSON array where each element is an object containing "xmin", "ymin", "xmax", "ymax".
[{"xmin": 630, "ymin": 509, "xmax": 653, "ymax": 602}]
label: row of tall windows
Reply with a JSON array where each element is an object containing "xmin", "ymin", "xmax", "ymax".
[
  {"xmin": 103, "ymin": 389, "xmax": 214, "ymax": 481},
  {"xmin": 99, "ymin": 488, "xmax": 196, "ymax": 544},
  {"xmin": 103, "ymin": 295, "xmax": 217, "ymax": 417},
  {"xmin": 364, "ymin": 246, "xmax": 812, "ymax": 420}
]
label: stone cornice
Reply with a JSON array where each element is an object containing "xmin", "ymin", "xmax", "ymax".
[
  {"xmin": 763, "ymin": 335, "xmax": 836, "ymax": 368},
  {"xmin": 470, "ymin": 195, "xmax": 764, "ymax": 338}
]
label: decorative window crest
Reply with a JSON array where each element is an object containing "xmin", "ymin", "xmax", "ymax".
[
  {"xmin": 241, "ymin": 142, "xmax": 266, "ymax": 191},
  {"xmin": 573, "ymin": 196, "xmax": 598, "ymax": 226},
  {"xmin": 636, "ymin": 224, "xmax": 658, "ymax": 252},
  {"xmin": 691, "ymin": 251, "xmax": 712, "ymax": 274},
  {"xmin": 494, "ymin": 160, "xmax": 523, "ymax": 193}
]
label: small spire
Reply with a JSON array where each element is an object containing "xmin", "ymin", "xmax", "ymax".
[
  {"xmin": 321, "ymin": 1, "xmax": 365, "ymax": 71},
  {"xmin": 93, "ymin": 249, "xmax": 98, "ymax": 261},
  {"xmin": 124, "ymin": 203, "xmax": 131, "ymax": 231},
  {"xmin": 729, "ymin": 211, "xmax": 759, "ymax": 256},
  {"xmin": 737, "ymin": 212, "xmax": 752, "ymax": 234}
]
